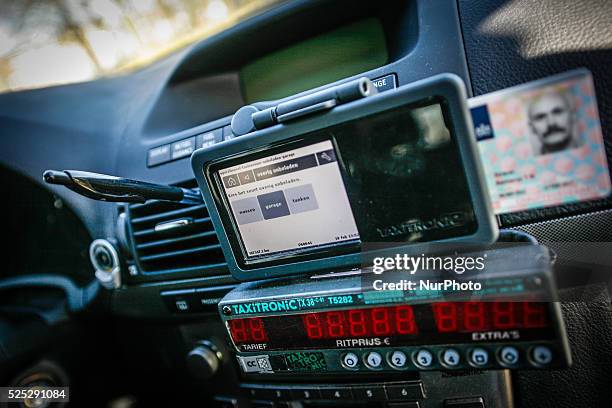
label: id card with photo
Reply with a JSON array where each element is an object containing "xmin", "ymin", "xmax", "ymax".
[{"xmin": 469, "ymin": 69, "xmax": 611, "ymax": 214}]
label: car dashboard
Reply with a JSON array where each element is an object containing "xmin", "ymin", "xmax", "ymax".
[{"xmin": 0, "ymin": 1, "xmax": 611, "ymax": 407}]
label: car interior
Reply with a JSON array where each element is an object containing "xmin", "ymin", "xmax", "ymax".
[{"xmin": 0, "ymin": 0, "xmax": 611, "ymax": 407}]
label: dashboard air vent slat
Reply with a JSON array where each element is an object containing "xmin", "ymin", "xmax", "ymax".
[
  {"xmin": 127, "ymin": 186, "xmax": 228, "ymax": 277},
  {"xmin": 130, "ymin": 204, "xmax": 208, "ymax": 225},
  {"xmin": 136, "ymin": 230, "xmax": 218, "ymax": 250},
  {"xmin": 138, "ymin": 243, "xmax": 222, "ymax": 262},
  {"xmin": 132, "ymin": 217, "xmax": 212, "ymax": 239}
]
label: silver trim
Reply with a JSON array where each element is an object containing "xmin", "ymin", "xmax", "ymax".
[
  {"xmin": 276, "ymin": 99, "xmax": 337, "ymax": 123},
  {"xmin": 358, "ymin": 77, "xmax": 374, "ymax": 96},
  {"xmin": 154, "ymin": 218, "xmax": 192, "ymax": 232},
  {"xmin": 89, "ymin": 239, "xmax": 121, "ymax": 289}
]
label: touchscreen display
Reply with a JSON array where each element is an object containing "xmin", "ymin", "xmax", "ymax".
[{"xmin": 218, "ymin": 140, "xmax": 360, "ymax": 258}]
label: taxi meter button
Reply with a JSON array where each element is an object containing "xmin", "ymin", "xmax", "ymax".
[
  {"xmin": 499, "ymin": 346, "xmax": 520, "ymax": 366},
  {"xmin": 342, "ymin": 352, "xmax": 359, "ymax": 369},
  {"xmin": 365, "ymin": 352, "xmax": 383, "ymax": 369},
  {"xmin": 389, "ymin": 350, "xmax": 408, "ymax": 368},
  {"xmin": 470, "ymin": 348, "xmax": 489, "ymax": 366},
  {"xmin": 413, "ymin": 349, "xmax": 434, "ymax": 368}
]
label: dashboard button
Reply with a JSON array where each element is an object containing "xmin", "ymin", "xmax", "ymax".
[
  {"xmin": 290, "ymin": 387, "xmax": 320, "ymax": 401},
  {"xmin": 161, "ymin": 289, "xmax": 196, "ymax": 314},
  {"xmin": 389, "ymin": 350, "xmax": 408, "ymax": 368},
  {"xmin": 342, "ymin": 352, "xmax": 359, "ymax": 369},
  {"xmin": 386, "ymin": 382, "xmax": 425, "ymax": 400},
  {"xmin": 364, "ymin": 351, "xmax": 383, "ymax": 369},
  {"xmin": 147, "ymin": 144, "xmax": 171, "ymax": 167},
  {"xmin": 238, "ymin": 356, "xmax": 273, "ymax": 374},
  {"xmin": 352, "ymin": 385, "xmax": 387, "ymax": 401},
  {"xmin": 442, "ymin": 349, "xmax": 461, "ymax": 367},
  {"xmin": 469, "ymin": 348, "xmax": 489, "ymax": 366},
  {"xmin": 241, "ymin": 385, "xmax": 274, "ymax": 399},
  {"xmin": 531, "ymin": 345, "xmax": 553, "ymax": 365},
  {"xmin": 371, "ymin": 73, "xmax": 397, "ymax": 93},
  {"xmin": 413, "ymin": 349, "xmax": 433, "ymax": 368},
  {"xmin": 196, "ymin": 128, "xmax": 222, "ymax": 148},
  {"xmin": 320, "ymin": 387, "xmax": 352, "ymax": 400},
  {"xmin": 499, "ymin": 346, "xmax": 520, "ymax": 366},
  {"xmin": 269, "ymin": 386, "xmax": 291, "ymax": 400},
  {"xmin": 171, "ymin": 136, "xmax": 195, "ymax": 160},
  {"xmin": 223, "ymin": 125, "xmax": 236, "ymax": 141}
]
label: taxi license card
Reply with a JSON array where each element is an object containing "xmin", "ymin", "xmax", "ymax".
[{"xmin": 469, "ymin": 69, "xmax": 611, "ymax": 214}]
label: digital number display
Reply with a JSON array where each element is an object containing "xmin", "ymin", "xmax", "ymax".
[
  {"xmin": 301, "ymin": 306, "xmax": 418, "ymax": 339},
  {"xmin": 227, "ymin": 302, "xmax": 551, "ymax": 351},
  {"xmin": 431, "ymin": 302, "xmax": 548, "ymax": 333}
]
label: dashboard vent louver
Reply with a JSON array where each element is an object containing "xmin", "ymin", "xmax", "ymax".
[{"xmin": 127, "ymin": 183, "xmax": 228, "ymax": 276}]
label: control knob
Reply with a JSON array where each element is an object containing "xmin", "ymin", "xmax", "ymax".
[{"xmin": 186, "ymin": 341, "xmax": 223, "ymax": 380}]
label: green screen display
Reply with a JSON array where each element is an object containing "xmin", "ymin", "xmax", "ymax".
[{"xmin": 240, "ymin": 18, "xmax": 388, "ymax": 103}]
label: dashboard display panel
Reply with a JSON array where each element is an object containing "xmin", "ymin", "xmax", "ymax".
[
  {"xmin": 217, "ymin": 140, "xmax": 360, "ymax": 259},
  {"xmin": 227, "ymin": 301, "xmax": 552, "ymax": 352}
]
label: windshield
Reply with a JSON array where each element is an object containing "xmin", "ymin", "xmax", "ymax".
[{"xmin": 0, "ymin": 0, "xmax": 283, "ymax": 94}]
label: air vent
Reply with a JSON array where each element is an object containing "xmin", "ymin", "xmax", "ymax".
[{"xmin": 127, "ymin": 183, "xmax": 228, "ymax": 276}]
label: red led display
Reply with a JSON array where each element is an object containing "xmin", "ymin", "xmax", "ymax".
[
  {"xmin": 301, "ymin": 305, "xmax": 418, "ymax": 339},
  {"xmin": 431, "ymin": 301, "xmax": 548, "ymax": 333},
  {"xmin": 227, "ymin": 301, "xmax": 549, "ymax": 346},
  {"xmin": 228, "ymin": 317, "xmax": 269, "ymax": 343}
]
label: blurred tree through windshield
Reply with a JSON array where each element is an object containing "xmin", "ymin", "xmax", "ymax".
[{"xmin": 0, "ymin": 0, "xmax": 282, "ymax": 93}]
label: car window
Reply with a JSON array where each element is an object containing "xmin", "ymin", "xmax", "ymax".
[{"xmin": 0, "ymin": 0, "xmax": 284, "ymax": 93}]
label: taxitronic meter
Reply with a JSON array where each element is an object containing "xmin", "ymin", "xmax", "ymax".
[{"xmin": 219, "ymin": 245, "xmax": 571, "ymax": 378}]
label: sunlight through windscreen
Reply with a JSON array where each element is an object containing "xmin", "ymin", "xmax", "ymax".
[{"xmin": 0, "ymin": 0, "xmax": 284, "ymax": 93}]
